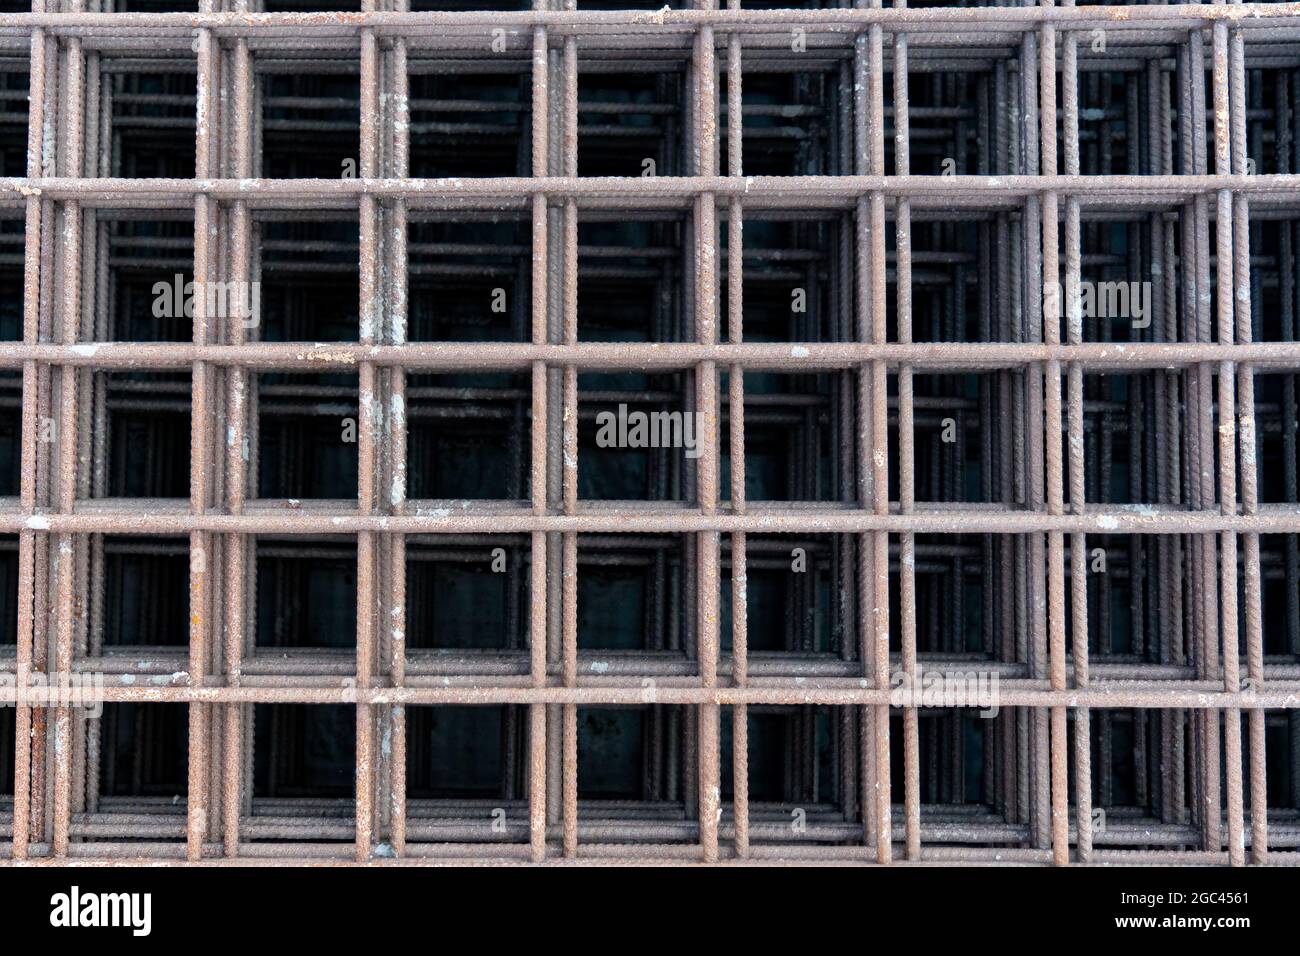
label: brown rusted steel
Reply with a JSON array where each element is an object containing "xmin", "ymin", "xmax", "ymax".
[{"xmin": 0, "ymin": 1, "xmax": 1299, "ymax": 868}]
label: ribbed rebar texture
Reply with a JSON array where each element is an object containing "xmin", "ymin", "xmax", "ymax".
[{"xmin": 1, "ymin": 0, "xmax": 1300, "ymax": 866}]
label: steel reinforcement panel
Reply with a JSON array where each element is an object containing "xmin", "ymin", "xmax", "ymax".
[{"xmin": 0, "ymin": 1, "xmax": 1299, "ymax": 865}]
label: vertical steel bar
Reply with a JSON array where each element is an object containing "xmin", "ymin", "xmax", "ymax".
[
  {"xmin": 221, "ymin": 29, "xmax": 251, "ymax": 861},
  {"xmin": 1038, "ymin": 14, "xmax": 1070, "ymax": 868},
  {"xmin": 529, "ymin": 17, "xmax": 551, "ymax": 866},
  {"xmin": 722, "ymin": 0, "xmax": 748, "ymax": 863},
  {"xmin": 11, "ymin": 20, "xmax": 46, "ymax": 862},
  {"xmin": 866, "ymin": 16, "xmax": 891, "ymax": 864},
  {"xmin": 388, "ymin": 5, "xmax": 411, "ymax": 859},
  {"xmin": 1061, "ymin": 19, "xmax": 1092, "ymax": 865},
  {"xmin": 355, "ymin": 19, "xmax": 382, "ymax": 863},
  {"xmin": 1212, "ymin": 20, "xmax": 1245, "ymax": 868},
  {"xmin": 560, "ymin": 32, "xmax": 579, "ymax": 861},
  {"xmin": 1228, "ymin": 25, "xmax": 1267, "ymax": 864},
  {"xmin": 693, "ymin": 16, "xmax": 720, "ymax": 865},
  {"xmin": 893, "ymin": 10, "xmax": 921, "ymax": 864},
  {"xmin": 188, "ymin": 18, "xmax": 217, "ymax": 863}
]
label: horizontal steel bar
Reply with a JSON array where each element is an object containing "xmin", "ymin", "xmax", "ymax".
[
  {"xmin": 0, "ymin": 6, "xmax": 1297, "ymax": 33},
  {"xmin": 1, "ymin": 683, "xmax": 1297, "ymax": 709},
  {"xmin": 5, "ymin": 174, "xmax": 1300, "ymax": 207},
  {"xmin": 0, "ymin": 341, "xmax": 1296, "ymax": 371},
  {"xmin": 9, "ymin": 503, "xmax": 1300, "ymax": 535}
]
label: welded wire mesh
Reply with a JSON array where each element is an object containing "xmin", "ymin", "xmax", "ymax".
[{"xmin": 1, "ymin": 0, "xmax": 1299, "ymax": 865}]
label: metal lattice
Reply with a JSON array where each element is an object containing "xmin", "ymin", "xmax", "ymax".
[{"xmin": 1, "ymin": 0, "xmax": 1300, "ymax": 865}]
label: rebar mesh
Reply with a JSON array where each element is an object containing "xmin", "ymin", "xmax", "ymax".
[{"xmin": 0, "ymin": 0, "xmax": 1299, "ymax": 865}]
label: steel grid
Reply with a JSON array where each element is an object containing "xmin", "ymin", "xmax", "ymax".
[{"xmin": 0, "ymin": 1, "xmax": 1299, "ymax": 867}]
